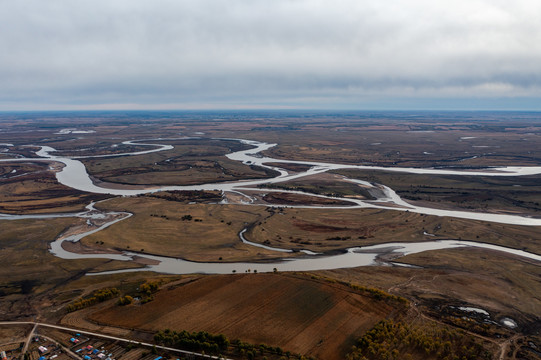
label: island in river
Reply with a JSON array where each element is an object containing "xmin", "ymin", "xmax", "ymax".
[{"xmin": 1, "ymin": 111, "xmax": 541, "ymax": 360}]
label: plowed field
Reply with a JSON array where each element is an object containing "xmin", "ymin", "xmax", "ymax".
[{"xmin": 88, "ymin": 273, "xmax": 396, "ymax": 359}]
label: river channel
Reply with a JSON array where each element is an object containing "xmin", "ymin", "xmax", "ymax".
[{"xmin": 1, "ymin": 137, "xmax": 541, "ymax": 275}]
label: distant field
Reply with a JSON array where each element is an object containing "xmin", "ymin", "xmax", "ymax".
[
  {"xmin": 87, "ymin": 273, "xmax": 398, "ymax": 359},
  {"xmin": 80, "ymin": 138, "xmax": 278, "ymax": 186},
  {"xmin": 252, "ymin": 124, "xmax": 541, "ymax": 168},
  {"xmin": 334, "ymin": 168, "xmax": 541, "ymax": 215},
  {"xmin": 0, "ymin": 162, "xmax": 107, "ymax": 214},
  {"xmin": 257, "ymin": 172, "xmax": 374, "ymax": 199},
  {"xmin": 260, "ymin": 191, "xmax": 355, "ymax": 206}
]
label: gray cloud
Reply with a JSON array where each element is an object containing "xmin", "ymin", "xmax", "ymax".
[{"xmin": 1, "ymin": 0, "xmax": 541, "ymax": 110}]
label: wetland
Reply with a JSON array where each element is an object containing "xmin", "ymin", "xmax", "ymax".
[{"xmin": 1, "ymin": 111, "xmax": 541, "ymax": 359}]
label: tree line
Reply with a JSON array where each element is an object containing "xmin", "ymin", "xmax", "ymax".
[
  {"xmin": 66, "ymin": 288, "xmax": 119, "ymax": 312},
  {"xmin": 347, "ymin": 320, "xmax": 491, "ymax": 360}
]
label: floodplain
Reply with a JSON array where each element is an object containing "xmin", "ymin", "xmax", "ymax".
[{"xmin": 1, "ymin": 111, "xmax": 541, "ymax": 360}]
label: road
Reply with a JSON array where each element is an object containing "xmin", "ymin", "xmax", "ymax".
[
  {"xmin": 0, "ymin": 321, "xmax": 231, "ymax": 360},
  {"xmin": 21, "ymin": 323, "xmax": 37, "ymax": 355}
]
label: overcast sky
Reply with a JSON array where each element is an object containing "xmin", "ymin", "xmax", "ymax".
[{"xmin": 1, "ymin": 0, "xmax": 541, "ymax": 111}]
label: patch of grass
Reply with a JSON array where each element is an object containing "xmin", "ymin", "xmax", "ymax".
[{"xmin": 84, "ymin": 197, "xmax": 292, "ymax": 261}]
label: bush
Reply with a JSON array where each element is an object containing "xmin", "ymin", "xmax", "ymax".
[{"xmin": 117, "ymin": 295, "xmax": 134, "ymax": 306}]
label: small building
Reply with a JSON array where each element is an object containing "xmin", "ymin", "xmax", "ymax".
[{"xmin": 38, "ymin": 346, "xmax": 48, "ymax": 354}]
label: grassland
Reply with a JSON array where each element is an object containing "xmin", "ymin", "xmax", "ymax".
[
  {"xmin": 0, "ymin": 324, "xmax": 33, "ymax": 346},
  {"xmin": 74, "ymin": 195, "xmax": 541, "ymax": 262},
  {"xmin": 246, "ymin": 206, "xmax": 541, "ymax": 254},
  {"xmin": 80, "ymin": 138, "xmax": 278, "ymax": 186},
  {"xmin": 323, "ymin": 251, "xmax": 541, "ymax": 319},
  {"xmin": 82, "ymin": 196, "xmax": 295, "ymax": 262},
  {"xmin": 0, "ymin": 217, "xmax": 145, "ymax": 320},
  {"xmin": 334, "ymin": 169, "xmax": 541, "ymax": 216},
  {"xmin": 0, "ymin": 162, "xmax": 108, "ymax": 214},
  {"xmin": 257, "ymin": 172, "xmax": 374, "ymax": 199},
  {"xmin": 250, "ymin": 122, "xmax": 541, "ymax": 168},
  {"xmin": 260, "ymin": 192, "xmax": 355, "ymax": 206},
  {"xmin": 396, "ymin": 248, "xmax": 541, "ymax": 320}
]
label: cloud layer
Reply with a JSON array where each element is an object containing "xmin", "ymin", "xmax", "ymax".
[{"xmin": 1, "ymin": 0, "xmax": 541, "ymax": 110}]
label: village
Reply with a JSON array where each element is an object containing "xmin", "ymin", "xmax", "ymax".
[{"xmin": 0, "ymin": 324, "xmax": 206, "ymax": 360}]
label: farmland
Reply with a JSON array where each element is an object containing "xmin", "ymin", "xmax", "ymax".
[{"xmin": 87, "ymin": 273, "xmax": 401, "ymax": 359}]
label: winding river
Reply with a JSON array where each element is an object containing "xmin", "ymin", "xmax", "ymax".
[{"xmin": 1, "ymin": 137, "xmax": 541, "ymax": 275}]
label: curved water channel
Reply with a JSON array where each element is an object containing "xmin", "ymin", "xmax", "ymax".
[{"xmin": 1, "ymin": 137, "xmax": 541, "ymax": 275}]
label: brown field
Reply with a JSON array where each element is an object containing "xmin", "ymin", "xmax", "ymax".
[
  {"xmin": 80, "ymin": 138, "xmax": 278, "ymax": 186},
  {"xmin": 0, "ymin": 217, "xmax": 150, "ymax": 321},
  {"xmin": 320, "ymin": 248, "xmax": 541, "ymax": 329},
  {"xmin": 0, "ymin": 324, "xmax": 33, "ymax": 346},
  {"xmin": 0, "ymin": 162, "xmax": 107, "ymax": 214},
  {"xmin": 396, "ymin": 248, "xmax": 541, "ymax": 320},
  {"xmin": 254, "ymin": 124, "xmax": 541, "ymax": 168},
  {"xmin": 261, "ymin": 191, "xmax": 355, "ymax": 206},
  {"xmin": 76, "ymin": 196, "xmax": 541, "ymax": 264},
  {"xmin": 318, "ymin": 248, "xmax": 541, "ymax": 359},
  {"xmin": 82, "ymin": 197, "xmax": 300, "ymax": 261},
  {"xmin": 245, "ymin": 206, "xmax": 541, "ymax": 254},
  {"xmin": 87, "ymin": 273, "xmax": 397, "ymax": 359},
  {"xmin": 257, "ymin": 172, "xmax": 373, "ymax": 199},
  {"xmin": 334, "ymin": 168, "xmax": 541, "ymax": 216}
]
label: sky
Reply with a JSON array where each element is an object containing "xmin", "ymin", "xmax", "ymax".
[{"xmin": 1, "ymin": 0, "xmax": 541, "ymax": 111}]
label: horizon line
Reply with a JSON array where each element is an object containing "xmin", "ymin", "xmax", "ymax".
[{"xmin": 2, "ymin": 108, "xmax": 541, "ymax": 113}]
